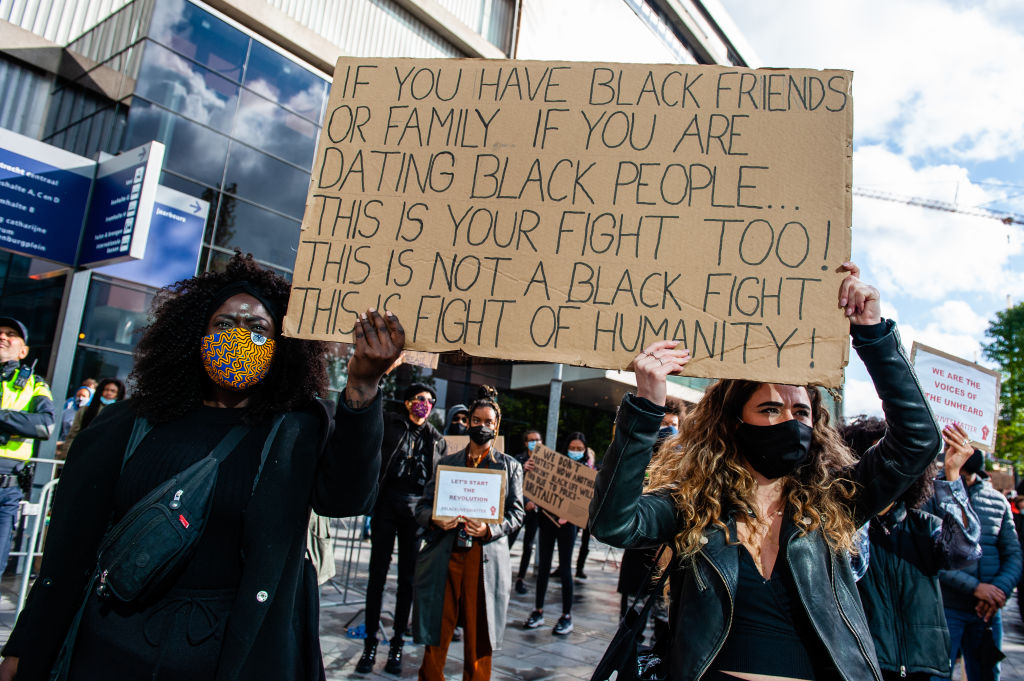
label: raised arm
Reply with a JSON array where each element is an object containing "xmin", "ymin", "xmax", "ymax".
[
  {"xmin": 837, "ymin": 263, "xmax": 942, "ymax": 525},
  {"xmin": 589, "ymin": 340, "xmax": 690, "ymax": 548},
  {"xmin": 312, "ymin": 310, "xmax": 403, "ymax": 517}
]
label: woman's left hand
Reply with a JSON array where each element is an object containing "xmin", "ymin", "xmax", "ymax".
[
  {"xmin": 838, "ymin": 262, "xmax": 881, "ymax": 326},
  {"xmin": 941, "ymin": 423, "xmax": 974, "ymax": 480},
  {"xmin": 464, "ymin": 518, "xmax": 491, "ymax": 539},
  {"xmin": 345, "ymin": 309, "xmax": 405, "ymax": 407}
]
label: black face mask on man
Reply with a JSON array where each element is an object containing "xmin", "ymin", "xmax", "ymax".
[
  {"xmin": 736, "ymin": 419, "xmax": 813, "ymax": 480},
  {"xmin": 467, "ymin": 425, "xmax": 495, "ymax": 446}
]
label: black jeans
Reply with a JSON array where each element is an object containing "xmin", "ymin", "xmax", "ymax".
[
  {"xmin": 576, "ymin": 528, "xmax": 591, "ymax": 573},
  {"xmin": 535, "ymin": 517, "xmax": 577, "ymax": 614},
  {"xmin": 516, "ymin": 509, "xmax": 540, "ymax": 580},
  {"xmin": 364, "ymin": 492, "xmax": 420, "ymax": 639}
]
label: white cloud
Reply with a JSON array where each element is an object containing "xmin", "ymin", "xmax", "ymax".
[
  {"xmin": 842, "ymin": 376, "xmax": 882, "ymax": 418},
  {"xmin": 719, "ymin": 0, "xmax": 1024, "ymax": 162},
  {"xmin": 853, "ymin": 145, "xmax": 1024, "ymax": 300}
]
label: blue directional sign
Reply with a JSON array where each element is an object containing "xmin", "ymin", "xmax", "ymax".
[
  {"xmin": 97, "ymin": 185, "xmax": 208, "ymax": 288},
  {"xmin": 78, "ymin": 142, "xmax": 165, "ymax": 268},
  {"xmin": 0, "ymin": 129, "xmax": 94, "ymax": 264}
]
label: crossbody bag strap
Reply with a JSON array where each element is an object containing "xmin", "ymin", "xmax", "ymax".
[
  {"xmin": 626, "ymin": 545, "xmax": 674, "ymax": 614},
  {"xmin": 250, "ymin": 414, "xmax": 285, "ymax": 496},
  {"xmin": 120, "ymin": 416, "xmax": 154, "ymax": 472}
]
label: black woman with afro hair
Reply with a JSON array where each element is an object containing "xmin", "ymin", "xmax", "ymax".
[{"xmin": 1, "ymin": 252, "xmax": 405, "ymax": 681}]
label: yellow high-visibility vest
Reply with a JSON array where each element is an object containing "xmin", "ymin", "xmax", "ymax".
[{"xmin": 0, "ymin": 370, "xmax": 53, "ymax": 461}]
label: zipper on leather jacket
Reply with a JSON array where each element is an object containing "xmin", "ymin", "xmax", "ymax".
[
  {"xmin": 689, "ymin": 555, "xmax": 707, "ymax": 591},
  {"xmin": 829, "ymin": 556, "xmax": 883, "ymax": 681},
  {"xmin": 695, "ymin": 550, "xmax": 733, "ymax": 680}
]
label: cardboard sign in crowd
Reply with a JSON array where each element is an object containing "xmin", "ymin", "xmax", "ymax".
[
  {"xmin": 523, "ymin": 444, "xmax": 597, "ymax": 528},
  {"xmin": 911, "ymin": 342, "xmax": 1001, "ymax": 451},
  {"xmin": 284, "ymin": 58, "xmax": 854, "ymax": 387}
]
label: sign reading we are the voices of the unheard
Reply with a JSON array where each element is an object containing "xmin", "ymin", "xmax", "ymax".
[
  {"xmin": 911, "ymin": 342, "xmax": 1001, "ymax": 451},
  {"xmin": 285, "ymin": 59, "xmax": 854, "ymax": 386}
]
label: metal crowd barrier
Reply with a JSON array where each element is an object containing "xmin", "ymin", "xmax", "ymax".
[{"xmin": 6, "ymin": 457, "xmax": 64, "ymax": 616}]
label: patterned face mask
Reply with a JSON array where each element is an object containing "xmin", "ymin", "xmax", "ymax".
[{"xmin": 201, "ymin": 328, "xmax": 276, "ymax": 391}]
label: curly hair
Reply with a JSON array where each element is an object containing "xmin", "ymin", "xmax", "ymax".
[
  {"xmin": 646, "ymin": 379, "xmax": 858, "ymax": 558},
  {"xmin": 130, "ymin": 253, "xmax": 328, "ymax": 425}
]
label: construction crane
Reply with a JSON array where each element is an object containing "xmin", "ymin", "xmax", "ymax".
[{"xmin": 853, "ymin": 188, "xmax": 1024, "ymax": 226}]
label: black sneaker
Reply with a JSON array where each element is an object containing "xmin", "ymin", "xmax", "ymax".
[
  {"xmin": 575, "ymin": 570, "xmax": 588, "ymax": 580},
  {"xmin": 451, "ymin": 626, "xmax": 462, "ymax": 642},
  {"xmin": 355, "ymin": 639, "xmax": 378, "ymax": 673},
  {"xmin": 553, "ymin": 614, "xmax": 573, "ymax": 635},
  {"xmin": 524, "ymin": 610, "xmax": 545, "ymax": 629},
  {"xmin": 515, "ymin": 579, "xmax": 528, "ymax": 594}
]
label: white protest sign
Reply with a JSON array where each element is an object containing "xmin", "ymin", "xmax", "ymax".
[
  {"xmin": 911, "ymin": 342, "xmax": 1001, "ymax": 450},
  {"xmin": 432, "ymin": 464, "xmax": 507, "ymax": 523}
]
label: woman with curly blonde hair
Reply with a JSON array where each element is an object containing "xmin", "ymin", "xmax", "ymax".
[{"xmin": 590, "ymin": 264, "xmax": 941, "ymax": 681}]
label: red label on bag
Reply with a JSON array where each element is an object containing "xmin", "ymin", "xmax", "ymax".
[{"xmin": 179, "ymin": 514, "xmax": 189, "ymax": 529}]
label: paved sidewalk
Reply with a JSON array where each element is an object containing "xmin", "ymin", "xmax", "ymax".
[{"xmin": 319, "ymin": 533, "xmax": 626, "ymax": 681}]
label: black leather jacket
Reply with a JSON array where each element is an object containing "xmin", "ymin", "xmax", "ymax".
[{"xmin": 589, "ymin": 321, "xmax": 941, "ymax": 681}]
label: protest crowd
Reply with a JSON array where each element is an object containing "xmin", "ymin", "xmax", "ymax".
[{"xmin": 0, "ymin": 253, "xmax": 1016, "ymax": 681}]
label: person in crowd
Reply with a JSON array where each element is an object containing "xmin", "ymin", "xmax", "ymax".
[
  {"xmin": 357, "ymin": 383, "xmax": 447, "ymax": 675},
  {"xmin": 574, "ymin": 444, "xmax": 597, "ymax": 580},
  {"xmin": 58, "ymin": 384, "xmax": 93, "ymax": 441},
  {"xmin": 414, "ymin": 386, "xmax": 524, "ymax": 681},
  {"xmin": 842, "ymin": 417, "xmax": 980, "ymax": 681},
  {"xmin": 514, "ymin": 429, "xmax": 543, "ymax": 594},
  {"xmin": 1014, "ymin": 496, "xmax": 1024, "ymax": 623},
  {"xmin": 0, "ymin": 316, "xmax": 54, "ymax": 575},
  {"xmin": 62, "ymin": 378, "xmax": 125, "ymax": 454},
  {"xmin": 509, "ymin": 428, "xmax": 540, "ymax": 552},
  {"xmin": 444, "ymin": 404, "xmax": 470, "ymax": 436},
  {"xmin": 61, "ymin": 379, "xmax": 96, "ymax": 412},
  {"xmin": 523, "ymin": 431, "xmax": 588, "ymax": 636},
  {"xmin": 925, "ymin": 447, "xmax": 1023, "ymax": 681},
  {"xmin": 590, "ymin": 263, "xmax": 941, "ymax": 681},
  {"xmin": 0, "ymin": 253, "xmax": 402, "ymax": 681}
]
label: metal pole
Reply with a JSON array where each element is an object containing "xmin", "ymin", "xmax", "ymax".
[
  {"xmin": 544, "ymin": 363, "xmax": 563, "ymax": 449},
  {"xmin": 34, "ymin": 269, "xmax": 91, "ymax": 499}
]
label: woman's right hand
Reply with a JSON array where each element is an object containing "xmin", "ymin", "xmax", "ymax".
[
  {"xmin": 0, "ymin": 656, "xmax": 18, "ymax": 681},
  {"xmin": 629, "ymin": 340, "xmax": 690, "ymax": 406}
]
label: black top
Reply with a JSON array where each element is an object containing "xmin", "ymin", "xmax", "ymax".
[
  {"xmin": 114, "ymin": 406, "xmax": 272, "ymax": 589},
  {"xmin": 379, "ymin": 411, "xmax": 441, "ymax": 496},
  {"xmin": 709, "ymin": 522, "xmax": 838, "ymax": 680}
]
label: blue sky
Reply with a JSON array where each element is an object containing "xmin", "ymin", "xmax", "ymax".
[{"xmin": 717, "ymin": 0, "xmax": 1024, "ymax": 416}]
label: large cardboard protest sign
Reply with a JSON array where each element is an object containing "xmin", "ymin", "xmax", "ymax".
[
  {"xmin": 523, "ymin": 444, "xmax": 597, "ymax": 529},
  {"xmin": 432, "ymin": 464, "xmax": 507, "ymax": 523},
  {"xmin": 285, "ymin": 58, "xmax": 853, "ymax": 386},
  {"xmin": 911, "ymin": 342, "xmax": 1001, "ymax": 451}
]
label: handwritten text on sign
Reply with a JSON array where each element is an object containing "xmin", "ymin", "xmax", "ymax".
[
  {"xmin": 285, "ymin": 59, "xmax": 854, "ymax": 386},
  {"xmin": 911, "ymin": 342, "xmax": 1001, "ymax": 451},
  {"xmin": 523, "ymin": 444, "xmax": 597, "ymax": 529},
  {"xmin": 432, "ymin": 464, "xmax": 507, "ymax": 524}
]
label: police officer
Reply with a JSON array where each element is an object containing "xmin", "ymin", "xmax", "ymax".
[{"xmin": 0, "ymin": 317, "xmax": 54, "ymax": 573}]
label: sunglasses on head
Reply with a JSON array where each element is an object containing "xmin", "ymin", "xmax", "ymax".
[{"xmin": 410, "ymin": 395, "xmax": 435, "ymax": 404}]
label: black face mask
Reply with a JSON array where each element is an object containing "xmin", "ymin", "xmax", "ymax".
[
  {"xmin": 962, "ymin": 449, "xmax": 984, "ymax": 475},
  {"xmin": 467, "ymin": 425, "xmax": 495, "ymax": 446},
  {"xmin": 736, "ymin": 419, "xmax": 813, "ymax": 480},
  {"xmin": 448, "ymin": 423, "xmax": 468, "ymax": 436}
]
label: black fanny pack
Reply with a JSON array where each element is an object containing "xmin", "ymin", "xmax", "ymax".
[{"xmin": 93, "ymin": 413, "xmax": 284, "ymax": 602}]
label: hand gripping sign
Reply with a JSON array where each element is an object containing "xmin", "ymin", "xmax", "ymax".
[{"xmin": 285, "ymin": 58, "xmax": 854, "ymax": 388}]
